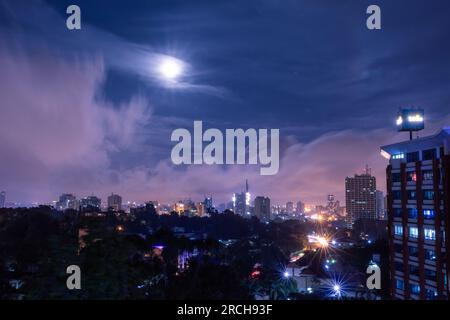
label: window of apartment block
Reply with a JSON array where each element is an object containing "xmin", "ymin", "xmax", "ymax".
[
  {"xmin": 410, "ymin": 284, "xmax": 420, "ymax": 295},
  {"xmin": 392, "ymin": 172, "xmax": 401, "ymax": 183},
  {"xmin": 408, "ymin": 245, "xmax": 419, "ymax": 257},
  {"xmin": 406, "ymin": 151, "xmax": 419, "ymax": 163},
  {"xmin": 394, "ymin": 243, "xmax": 403, "ymax": 252},
  {"xmin": 409, "ymin": 265, "xmax": 420, "ymax": 277},
  {"xmin": 425, "ymin": 269, "xmax": 437, "ymax": 282},
  {"xmin": 393, "ymin": 208, "xmax": 402, "ymax": 218},
  {"xmin": 423, "ymin": 190, "xmax": 434, "ymax": 201},
  {"xmin": 424, "ymin": 228, "xmax": 436, "ymax": 241},
  {"xmin": 395, "ymin": 262, "xmax": 404, "ymax": 272},
  {"xmin": 406, "ymin": 171, "xmax": 417, "ymax": 182},
  {"xmin": 422, "ymin": 148, "xmax": 436, "ymax": 161},
  {"xmin": 407, "ymin": 208, "xmax": 418, "ymax": 219},
  {"xmin": 393, "ymin": 190, "xmax": 401, "ymax": 200},
  {"xmin": 407, "ymin": 190, "xmax": 417, "ymax": 200},
  {"xmin": 396, "ymin": 279, "xmax": 405, "ymax": 290},
  {"xmin": 425, "ymin": 249, "xmax": 436, "ymax": 261},
  {"xmin": 409, "ymin": 227, "xmax": 419, "ymax": 239},
  {"xmin": 426, "ymin": 289, "xmax": 438, "ymax": 300},
  {"xmin": 394, "ymin": 225, "xmax": 403, "ymax": 236},
  {"xmin": 422, "ymin": 170, "xmax": 433, "ymax": 181},
  {"xmin": 423, "ymin": 209, "xmax": 435, "ymax": 220}
]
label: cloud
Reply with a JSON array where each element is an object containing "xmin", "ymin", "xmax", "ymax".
[{"xmin": 0, "ymin": 41, "xmax": 152, "ymax": 202}]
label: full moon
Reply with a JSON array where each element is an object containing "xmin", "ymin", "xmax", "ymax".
[{"xmin": 158, "ymin": 57, "xmax": 184, "ymax": 80}]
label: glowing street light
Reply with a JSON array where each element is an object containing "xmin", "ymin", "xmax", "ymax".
[{"xmin": 333, "ymin": 284, "xmax": 341, "ymax": 296}]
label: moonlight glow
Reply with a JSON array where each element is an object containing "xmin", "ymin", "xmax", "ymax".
[{"xmin": 157, "ymin": 57, "xmax": 184, "ymax": 81}]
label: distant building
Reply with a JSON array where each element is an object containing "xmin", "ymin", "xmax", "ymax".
[
  {"xmin": 381, "ymin": 127, "xmax": 450, "ymax": 300},
  {"xmin": 286, "ymin": 202, "xmax": 294, "ymax": 214},
  {"xmin": 296, "ymin": 201, "xmax": 305, "ymax": 214},
  {"xmin": 376, "ymin": 190, "xmax": 386, "ymax": 220},
  {"xmin": 56, "ymin": 193, "xmax": 77, "ymax": 211},
  {"xmin": 204, "ymin": 197, "xmax": 213, "ymax": 213},
  {"xmin": 345, "ymin": 168, "xmax": 377, "ymax": 229},
  {"xmin": 107, "ymin": 193, "xmax": 122, "ymax": 212},
  {"xmin": 196, "ymin": 202, "xmax": 205, "ymax": 216},
  {"xmin": 233, "ymin": 179, "xmax": 251, "ymax": 217},
  {"xmin": 254, "ymin": 196, "xmax": 271, "ymax": 221},
  {"xmin": 0, "ymin": 191, "xmax": 5, "ymax": 208},
  {"xmin": 80, "ymin": 195, "xmax": 101, "ymax": 212},
  {"xmin": 174, "ymin": 201, "xmax": 185, "ymax": 214}
]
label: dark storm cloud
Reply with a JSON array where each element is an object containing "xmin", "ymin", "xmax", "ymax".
[{"xmin": 1, "ymin": 0, "xmax": 450, "ymax": 205}]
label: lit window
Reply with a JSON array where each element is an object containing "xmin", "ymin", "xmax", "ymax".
[
  {"xmin": 426, "ymin": 289, "xmax": 438, "ymax": 300},
  {"xmin": 407, "ymin": 171, "xmax": 417, "ymax": 182},
  {"xmin": 394, "ymin": 225, "xmax": 403, "ymax": 236},
  {"xmin": 425, "ymin": 249, "xmax": 436, "ymax": 261},
  {"xmin": 409, "ymin": 227, "xmax": 419, "ymax": 239},
  {"xmin": 424, "ymin": 228, "xmax": 436, "ymax": 241},
  {"xmin": 410, "ymin": 284, "xmax": 420, "ymax": 295},
  {"xmin": 396, "ymin": 279, "xmax": 405, "ymax": 291},
  {"xmin": 393, "ymin": 153, "xmax": 405, "ymax": 160},
  {"xmin": 422, "ymin": 170, "xmax": 433, "ymax": 181},
  {"xmin": 423, "ymin": 209, "xmax": 435, "ymax": 220}
]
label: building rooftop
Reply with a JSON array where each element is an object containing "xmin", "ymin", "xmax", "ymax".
[{"xmin": 380, "ymin": 127, "xmax": 450, "ymax": 158}]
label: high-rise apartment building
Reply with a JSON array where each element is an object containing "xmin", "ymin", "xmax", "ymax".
[
  {"xmin": 296, "ymin": 201, "xmax": 305, "ymax": 214},
  {"xmin": 381, "ymin": 128, "xmax": 450, "ymax": 299},
  {"xmin": 254, "ymin": 196, "xmax": 271, "ymax": 221},
  {"xmin": 286, "ymin": 201, "xmax": 294, "ymax": 214},
  {"xmin": 376, "ymin": 190, "xmax": 386, "ymax": 220},
  {"xmin": 345, "ymin": 169, "xmax": 377, "ymax": 229},
  {"xmin": 56, "ymin": 193, "xmax": 77, "ymax": 211},
  {"xmin": 107, "ymin": 193, "xmax": 122, "ymax": 212}
]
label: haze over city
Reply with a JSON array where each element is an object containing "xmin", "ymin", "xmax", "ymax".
[{"xmin": 1, "ymin": 0, "xmax": 450, "ymax": 206}]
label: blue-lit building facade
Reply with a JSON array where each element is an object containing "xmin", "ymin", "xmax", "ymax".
[{"xmin": 381, "ymin": 128, "xmax": 450, "ymax": 299}]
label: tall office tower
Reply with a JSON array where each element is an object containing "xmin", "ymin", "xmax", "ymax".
[
  {"xmin": 296, "ymin": 201, "xmax": 305, "ymax": 214},
  {"xmin": 196, "ymin": 202, "xmax": 205, "ymax": 216},
  {"xmin": 107, "ymin": 193, "xmax": 122, "ymax": 212},
  {"xmin": 254, "ymin": 196, "xmax": 271, "ymax": 221},
  {"xmin": 0, "ymin": 191, "xmax": 5, "ymax": 208},
  {"xmin": 376, "ymin": 190, "xmax": 386, "ymax": 220},
  {"xmin": 233, "ymin": 179, "xmax": 251, "ymax": 217},
  {"xmin": 286, "ymin": 201, "xmax": 294, "ymax": 214},
  {"xmin": 80, "ymin": 195, "xmax": 102, "ymax": 212},
  {"xmin": 56, "ymin": 193, "xmax": 77, "ymax": 211},
  {"xmin": 345, "ymin": 168, "xmax": 377, "ymax": 229},
  {"xmin": 381, "ymin": 128, "xmax": 450, "ymax": 300},
  {"xmin": 204, "ymin": 197, "xmax": 213, "ymax": 212}
]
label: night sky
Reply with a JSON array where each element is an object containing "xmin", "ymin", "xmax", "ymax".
[{"xmin": 1, "ymin": 0, "xmax": 450, "ymax": 206}]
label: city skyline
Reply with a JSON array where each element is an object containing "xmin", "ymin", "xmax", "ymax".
[{"xmin": 2, "ymin": 0, "xmax": 450, "ymax": 206}]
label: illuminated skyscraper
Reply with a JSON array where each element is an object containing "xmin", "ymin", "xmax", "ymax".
[
  {"xmin": 233, "ymin": 179, "xmax": 251, "ymax": 217},
  {"xmin": 345, "ymin": 168, "xmax": 377, "ymax": 229},
  {"xmin": 296, "ymin": 201, "xmax": 305, "ymax": 214},
  {"xmin": 381, "ymin": 128, "xmax": 450, "ymax": 300},
  {"xmin": 107, "ymin": 193, "xmax": 122, "ymax": 212},
  {"xmin": 80, "ymin": 195, "xmax": 101, "ymax": 212},
  {"xmin": 286, "ymin": 201, "xmax": 294, "ymax": 214},
  {"xmin": 254, "ymin": 196, "xmax": 271, "ymax": 221},
  {"xmin": 56, "ymin": 193, "xmax": 77, "ymax": 211}
]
